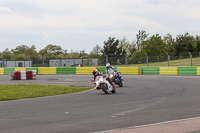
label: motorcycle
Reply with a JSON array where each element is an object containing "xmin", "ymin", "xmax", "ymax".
[
  {"xmin": 109, "ymin": 68, "xmax": 123, "ymax": 87},
  {"xmin": 114, "ymin": 72, "xmax": 123, "ymax": 87},
  {"xmin": 94, "ymin": 75, "xmax": 116, "ymax": 94}
]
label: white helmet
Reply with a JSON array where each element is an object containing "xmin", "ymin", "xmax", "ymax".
[{"xmin": 106, "ymin": 63, "xmax": 110, "ymax": 68}]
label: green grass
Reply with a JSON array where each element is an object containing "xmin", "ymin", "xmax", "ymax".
[
  {"xmin": 0, "ymin": 84, "xmax": 92, "ymax": 101},
  {"xmin": 110, "ymin": 57, "xmax": 200, "ymax": 67}
]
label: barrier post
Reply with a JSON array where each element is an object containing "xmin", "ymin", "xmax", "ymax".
[
  {"xmin": 166, "ymin": 52, "xmax": 169, "ymax": 67},
  {"xmin": 42, "ymin": 54, "xmax": 44, "ymax": 67},
  {"xmin": 188, "ymin": 52, "xmax": 192, "ymax": 66},
  {"xmin": 106, "ymin": 55, "xmax": 108, "ymax": 64},
  {"xmin": 145, "ymin": 53, "xmax": 148, "ymax": 67},
  {"xmin": 125, "ymin": 55, "xmax": 127, "ymax": 67},
  {"xmin": 73, "ymin": 58, "xmax": 75, "ymax": 67},
  {"xmin": 89, "ymin": 56, "xmax": 90, "ymax": 67}
]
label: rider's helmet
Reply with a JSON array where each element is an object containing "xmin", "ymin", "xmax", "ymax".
[
  {"xmin": 92, "ymin": 69, "xmax": 98, "ymax": 75},
  {"xmin": 106, "ymin": 63, "xmax": 110, "ymax": 69}
]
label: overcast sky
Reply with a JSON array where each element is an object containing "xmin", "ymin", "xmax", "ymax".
[{"xmin": 0, "ymin": 0, "xmax": 200, "ymax": 53}]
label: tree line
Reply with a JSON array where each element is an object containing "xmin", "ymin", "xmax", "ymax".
[
  {"xmin": 91, "ymin": 30, "xmax": 200, "ymax": 60},
  {"xmin": 1, "ymin": 30, "xmax": 200, "ymax": 65}
]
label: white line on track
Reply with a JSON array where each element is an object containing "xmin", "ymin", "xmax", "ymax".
[{"xmin": 94, "ymin": 116, "xmax": 200, "ymax": 133}]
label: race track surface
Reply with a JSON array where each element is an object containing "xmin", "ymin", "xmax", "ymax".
[{"xmin": 0, "ymin": 75, "xmax": 200, "ymax": 133}]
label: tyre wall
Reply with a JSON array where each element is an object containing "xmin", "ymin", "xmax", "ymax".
[
  {"xmin": 159, "ymin": 67, "xmax": 177, "ymax": 75},
  {"xmin": 0, "ymin": 67, "xmax": 200, "ymax": 75},
  {"xmin": 117, "ymin": 67, "xmax": 139, "ymax": 75},
  {"xmin": 197, "ymin": 67, "xmax": 200, "ymax": 75},
  {"xmin": 76, "ymin": 67, "xmax": 96, "ymax": 74},
  {"xmin": 38, "ymin": 67, "xmax": 56, "ymax": 74},
  {"xmin": 0, "ymin": 68, "xmax": 4, "ymax": 74}
]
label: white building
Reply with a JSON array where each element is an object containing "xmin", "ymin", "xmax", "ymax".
[
  {"xmin": 0, "ymin": 60, "xmax": 32, "ymax": 68},
  {"xmin": 49, "ymin": 58, "xmax": 98, "ymax": 67}
]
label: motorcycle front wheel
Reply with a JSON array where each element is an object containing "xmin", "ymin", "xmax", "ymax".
[
  {"xmin": 102, "ymin": 84, "xmax": 109, "ymax": 94},
  {"xmin": 119, "ymin": 80, "xmax": 123, "ymax": 87}
]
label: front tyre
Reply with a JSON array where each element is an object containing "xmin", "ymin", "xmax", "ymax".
[
  {"xmin": 119, "ymin": 80, "xmax": 123, "ymax": 87},
  {"xmin": 102, "ymin": 84, "xmax": 109, "ymax": 94}
]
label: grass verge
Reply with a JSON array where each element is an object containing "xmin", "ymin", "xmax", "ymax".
[
  {"xmin": 110, "ymin": 57, "xmax": 200, "ymax": 67},
  {"xmin": 0, "ymin": 84, "xmax": 92, "ymax": 101}
]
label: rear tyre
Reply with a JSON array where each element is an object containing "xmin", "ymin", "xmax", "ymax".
[{"xmin": 112, "ymin": 87, "xmax": 116, "ymax": 93}]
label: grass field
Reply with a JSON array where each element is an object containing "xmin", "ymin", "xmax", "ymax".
[
  {"xmin": 111, "ymin": 57, "xmax": 200, "ymax": 67},
  {"xmin": 0, "ymin": 84, "xmax": 92, "ymax": 101}
]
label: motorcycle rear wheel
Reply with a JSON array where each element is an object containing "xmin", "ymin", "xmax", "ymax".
[{"xmin": 112, "ymin": 87, "xmax": 116, "ymax": 93}]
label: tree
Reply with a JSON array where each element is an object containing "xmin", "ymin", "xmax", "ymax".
[
  {"xmin": 56, "ymin": 49, "xmax": 68, "ymax": 59},
  {"xmin": 175, "ymin": 32, "xmax": 195, "ymax": 56},
  {"xmin": 26, "ymin": 45, "xmax": 39, "ymax": 59},
  {"xmin": 11, "ymin": 45, "xmax": 29, "ymax": 55},
  {"xmin": 39, "ymin": 49, "xmax": 47, "ymax": 60},
  {"xmin": 118, "ymin": 37, "xmax": 136, "ymax": 57},
  {"xmin": 130, "ymin": 33, "xmax": 166, "ymax": 64},
  {"xmin": 14, "ymin": 53, "xmax": 27, "ymax": 60},
  {"xmin": 2, "ymin": 48, "xmax": 12, "ymax": 60},
  {"xmin": 136, "ymin": 30, "xmax": 149, "ymax": 51},
  {"xmin": 39, "ymin": 44, "xmax": 63, "ymax": 59},
  {"xmin": 163, "ymin": 34, "xmax": 176, "ymax": 56},
  {"xmin": 62, "ymin": 49, "xmax": 68, "ymax": 58},
  {"xmin": 90, "ymin": 45, "xmax": 102, "ymax": 58},
  {"xmin": 80, "ymin": 50, "xmax": 88, "ymax": 58},
  {"xmin": 130, "ymin": 31, "xmax": 149, "ymax": 63},
  {"xmin": 69, "ymin": 49, "xmax": 79, "ymax": 58},
  {"xmin": 142, "ymin": 34, "xmax": 166, "ymax": 56},
  {"xmin": 11, "ymin": 45, "xmax": 39, "ymax": 60},
  {"xmin": 101, "ymin": 37, "xmax": 120, "ymax": 57},
  {"xmin": 195, "ymin": 36, "xmax": 200, "ymax": 55}
]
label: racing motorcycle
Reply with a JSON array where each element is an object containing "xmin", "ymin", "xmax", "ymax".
[
  {"xmin": 109, "ymin": 68, "xmax": 123, "ymax": 87},
  {"xmin": 94, "ymin": 74, "xmax": 116, "ymax": 94},
  {"xmin": 114, "ymin": 71, "xmax": 123, "ymax": 87}
]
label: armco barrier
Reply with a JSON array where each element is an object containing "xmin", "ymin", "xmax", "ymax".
[
  {"xmin": 159, "ymin": 67, "xmax": 177, "ymax": 75},
  {"xmin": 15, "ymin": 68, "xmax": 26, "ymax": 71},
  {"xmin": 117, "ymin": 67, "xmax": 139, "ymax": 75},
  {"xmin": 56, "ymin": 67, "xmax": 76, "ymax": 74},
  {"xmin": 76, "ymin": 67, "xmax": 95, "ymax": 74},
  {"xmin": 4, "ymin": 68, "xmax": 15, "ymax": 75},
  {"xmin": 141, "ymin": 67, "xmax": 159, "ymax": 75},
  {"xmin": 178, "ymin": 67, "xmax": 197, "ymax": 75},
  {"xmin": 38, "ymin": 67, "xmax": 56, "ymax": 74}
]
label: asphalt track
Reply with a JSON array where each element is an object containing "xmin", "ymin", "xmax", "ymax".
[{"xmin": 0, "ymin": 75, "xmax": 200, "ymax": 133}]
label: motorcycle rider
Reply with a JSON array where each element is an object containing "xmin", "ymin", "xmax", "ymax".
[
  {"xmin": 105, "ymin": 63, "xmax": 116, "ymax": 91},
  {"xmin": 92, "ymin": 69, "xmax": 101, "ymax": 83},
  {"xmin": 106, "ymin": 63, "xmax": 117, "ymax": 75},
  {"xmin": 92, "ymin": 69, "xmax": 106, "ymax": 90}
]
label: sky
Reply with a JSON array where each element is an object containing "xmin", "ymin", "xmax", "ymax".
[{"xmin": 0, "ymin": 0, "xmax": 200, "ymax": 53}]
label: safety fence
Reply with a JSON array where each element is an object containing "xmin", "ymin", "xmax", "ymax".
[{"xmin": 0, "ymin": 67, "xmax": 200, "ymax": 75}]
